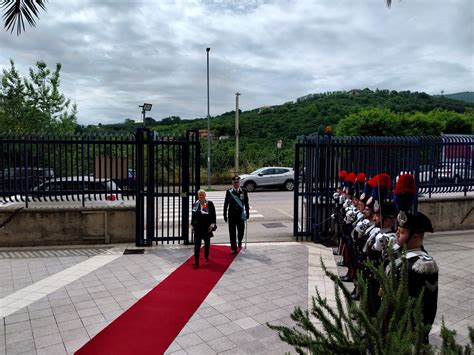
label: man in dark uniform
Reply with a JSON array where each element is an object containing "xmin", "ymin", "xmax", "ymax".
[
  {"xmin": 223, "ymin": 176, "xmax": 250, "ymax": 254},
  {"xmin": 393, "ymin": 211, "xmax": 439, "ymax": 344}
]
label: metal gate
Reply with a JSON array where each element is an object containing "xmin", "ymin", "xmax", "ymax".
[
  {"xmin": 135, "ymin": 128, "xmax": 200, "ymax": 246},
  {"xmin": 294, "ymin": 134, "xmax": 474, "ymax": 243}
]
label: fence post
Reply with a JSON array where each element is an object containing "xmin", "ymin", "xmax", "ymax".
[
  {"xmin": 146, "ymin": 129, "xmax": 155, "ymax": 246},
  {"xmin": 135, "ymin": 128, "xmax": 145, "ymax": 247}
]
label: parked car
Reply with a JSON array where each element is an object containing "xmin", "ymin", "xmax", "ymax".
[
  {"xmin": 434, "ymin": 161, "xmax": 473, "ymax": 183},
  {"xmin": 1, "ymin": 176, "xmax": 133, "ymax": 208},
  {"xmin": 0, "ymin": 167, "xmax": 55, "ymax": 193},
  {"xmin": 396, "ymin": 165, "xmax": 434, "ymax": 184},
  {"xmin": 113, "ymin": 168, "xmax": 137, "ymax": 190},
  {"xmin": 239, "ymin": 167, "xmax": 295, "ymax": 192}
]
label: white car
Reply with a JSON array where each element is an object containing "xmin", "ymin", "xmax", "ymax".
[
  {"xmin": 396, "ymin": 165, "xmax": 434, "ymax": 184},
  {"xmin": 1, "ymin": 176, "xmax": 134, "ymax": 208},
  {"xmin": 239, "ymin": 167, "xmax": 295, "ymax": 192}
]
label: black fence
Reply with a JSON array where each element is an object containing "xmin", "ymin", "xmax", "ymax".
[
  {"xmin": 294, "ymin": 134, "xmax": 474, "ymax": 242},
  {"xmin": 0, "ymin": 133, "xmax": 136, "ymax": 206},
  {"xmin": 0, "ymin": 129, "xmax": 201, "ymax": 246}
]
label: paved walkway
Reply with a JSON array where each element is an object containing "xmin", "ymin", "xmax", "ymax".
[{"xmin": 0, "ymin": 230, "xmax": 472, "ymax": 354}]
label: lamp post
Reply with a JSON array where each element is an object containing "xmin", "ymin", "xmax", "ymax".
[
  {"xmin": 235, "ymin": 92, "xmax": 241, "ymax": 175},
  {"xmin": 138, "ymin": 103, "xmax": 152, "ymax": 125},
  {"xmin": 206, "ymin": 47, "xmax": 211, "ymax": 189},
  {"xmin": 277, "ymin": 139, "xmax": 282, "ymax": 165}
]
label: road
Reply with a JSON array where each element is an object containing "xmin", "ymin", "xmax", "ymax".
[{"xmin": 208, "ymin": 190, "xmax": 295, "ymax": 245}]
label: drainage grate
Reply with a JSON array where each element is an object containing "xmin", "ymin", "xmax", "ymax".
[
  {"xmin": 262, "ymin": 223, "xmax": 286, "ymax": 229},
  {"xmin": 123, "ymin": 249, "xmax": 145, "ymax": 255}
]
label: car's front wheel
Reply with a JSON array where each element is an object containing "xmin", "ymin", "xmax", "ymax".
[
  {"xmin": 284, "ymin": 180, "xmax": 294, "ymax": 191},
  {"xmin": 244, "ymin": 181, "xmax": 256, "ymax": 192}
]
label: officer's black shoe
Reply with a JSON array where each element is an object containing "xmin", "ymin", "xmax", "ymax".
[
  {"xmin": 192, "ymin": 263, "xmax": 199, "ymax": 269},
  {"xmin": 238, "ymin": 242, "xmax": 242, "ymax": 248},
  {"xmin": 231, "ymin": 250, "xmax": 237, "ymax": 254},
  {"xmin": 337, "ymin": 261, "xmax": 346, "ymax": 267}
]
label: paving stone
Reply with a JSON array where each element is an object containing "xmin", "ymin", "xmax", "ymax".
[
  {"xmin": 60, "ymin": 327, "xmax": 89, "ymax": 343},
  {"xmin": 5, "ymin": 312, "xmax": 30, "ymax": 325},
  {"xmin": 217, "ymin": 322, "xmax": 244, "ymax": 336},
  {"xmin": 6, "ymin": 339, "xmax": 36, "ymax": 354},
  {"xmin": 74, "ymin": 300, "xmax": 96, "ymax": 311},
  {"xmin": 196, "ymin": 327, "xmax": 225, "ymax": 342},
  {"xmin": 31, "ymin": 316, "xmax": 56, "ymax": 328},
  {"xmin": 233, "ymin": 317, "xmax": 260, "ymax": 330},
  {"xmin": 5, "ymin": 320, "xmax": 31, "ymax": 336},
  {"xmin": 63, "ymin": 338, "xmax": 89, "ymax": 354},
  {"xmin": 29, "ymin": 308, "xmax": 54, "ymax": 320},
  {"xmin": 206, "ymin": 314, "xmax": 231, "ymax": 327},
  {"xmin": 36, "ymin": 342, "xmax": 67, "ymax": 355},
  {"xmin": 57, "ymin": 318, "xmax": 84, "ymax": 332},
  {"xmin": 187, "ymin": 318, "xmax": 213, "ymax": 332},
  {"xmin": 175, "ymin": 333, "xmax": 203, "ymax": 348},
  {"xmin": 34, "ymin": 333, "xmax": 63, "ymax": 350},
  {"xmin": 207, "ymin": 336, "xmax": 237, "ymax": 353},
  {"xmin": 32, "ymin": 324, "xmax": 60, "ymax": 338},
  {"xmin": 184, "ymin": 342, "xmax": 217, "ymax": 354},
  {"xmin": 77, "ymin": 306, "xmax": 101, "ymax": 318},
  {"xmin": 164, "ymin": 341, "xmax": 183, "ymax": 354},
  {"xmin": 81, "ymin": 314, "xmax": 106, "ymax": 327},
  {"xmin": 54, "ymin": 311, "xmax": 80, "ymax": 323},
  {"xmin": 85, "ymin": 322, "xmax": 107, "ymax": 337}
]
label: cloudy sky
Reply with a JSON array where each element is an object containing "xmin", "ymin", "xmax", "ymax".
[{"xmin": 1, "ymin": 0, "xmax": 472, "ymax": 125}]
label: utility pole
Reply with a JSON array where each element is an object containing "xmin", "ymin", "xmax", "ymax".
[
  {"xmin": 235, "ymin": 92, "xmax": 241, "ymax": 175},
  {"xmin": 206, "ymin": 48, "xmax": 211, "ymax": 189}
]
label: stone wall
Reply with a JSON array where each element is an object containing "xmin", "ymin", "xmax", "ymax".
[
  {"xmin": 0, "ymin": 207, "xmax": 135, "ymax": 247},
  {"xmin": 418, "ymin": 196, "xmax": 474, "ymax": 232}
]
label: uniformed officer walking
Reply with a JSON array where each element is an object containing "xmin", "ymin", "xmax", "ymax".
[{"xmin": 223, "ymin": 176, "xmax": 250, "ymax": 254}]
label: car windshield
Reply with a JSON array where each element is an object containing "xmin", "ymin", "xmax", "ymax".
[{"xmin": 250, "ymin": 168, "xmax": 266, "ymax": 175}]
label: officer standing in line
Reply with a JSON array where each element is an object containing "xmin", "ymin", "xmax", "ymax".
[
  {"xmin": 223, "ymin": 176, "xmax": 250, "ymax": 254},
  {"xmin": 364, "ymin": 201, "xmax": 398, "ymax": 316},
  {"xmin": 392, "ymin": 211, "xmax": 439, "ymax": 344}
]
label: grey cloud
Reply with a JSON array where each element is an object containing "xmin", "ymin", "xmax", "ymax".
[{"xmin": 0, "ymin": 0, "xmax": 472, "ymax": 125}]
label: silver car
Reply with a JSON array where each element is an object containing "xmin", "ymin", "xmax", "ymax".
[{"xmin": 239, "ymin": 167, "xmax": 295, "ymax": 192}]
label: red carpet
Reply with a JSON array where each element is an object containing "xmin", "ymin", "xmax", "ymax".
[{"xmin": 76, "ymin": 245, "xmax": 237, "ymax": 355}]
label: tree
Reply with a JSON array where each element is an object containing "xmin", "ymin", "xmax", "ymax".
[
  {"xmin": 1, "ymin": 0, "xmax": 47, "ymax": 35},
  {"xmin": 0, "ymin": 59, "xmax": 77, "ymax": 133}
]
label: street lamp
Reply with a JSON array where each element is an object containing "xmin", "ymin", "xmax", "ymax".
[
  {"xmin": 139, "ymin": 103, "xmax": 152, "ymax": 124},
  {"xmin": 206, "ymin": 47, "xmax": 211, "ymax": 189},
  {"xmin": 235, "ymin": 92, "xmax": 241, "ymax": 175},
  {"xmin": 277, "ymin": 139, "xmax": 282, "ymax": 165}
]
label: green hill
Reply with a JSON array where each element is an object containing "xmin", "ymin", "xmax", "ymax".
[
  {"xmin": 79, "ymin": 89, "xmax": 474, "ymax": 175},
  {"xmin": 439, "ymin": 91, "xmax": 474, "ymax": 104}
]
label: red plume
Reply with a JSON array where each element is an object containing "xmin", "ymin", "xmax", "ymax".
[
  {"xmin": 367, "ymin": 176, "xmax": 377, "ymax": 187},
  {"xmin": 338, "ymin": 170, "xmax": 348, "ymax": 180},
  {"xmin": 377, "ymin": 173, "xmax": 391, "ymax": 189},
  {"xmin": 356, "ymin": 173, "xmax": 366, "ymax": 183},
  {"xmin": 345, "ymin": 172, "xmax": 356, "ymax": 184},
  {"xmin": 394, "ymin": 174, "xmax": 416, "ymax": 195}
]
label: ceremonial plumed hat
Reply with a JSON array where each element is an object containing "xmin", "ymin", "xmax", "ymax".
[{"xmin": 397, "ymin": 211, "xmax": 434, "ymax": 233}]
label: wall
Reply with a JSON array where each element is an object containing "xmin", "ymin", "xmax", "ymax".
[
  {"xmin": 418, "ymin": 196, "xmax": 474, "ymax": 231},
  {"xmin": 0, "ymin": 207, "xmax": 135, "ymax": 247}
]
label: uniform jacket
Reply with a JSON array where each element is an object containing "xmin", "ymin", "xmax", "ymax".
[
  {"xmin": 394, "ymin": 248, "xmax": 439, "ymax": 327},
  {"xmin": 223, "ymin": 188, "xmax": 249, "ymax": 221},
  {"xmin": 191, "ymin": 200, "xmax": 216, "ymax": 235}
]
